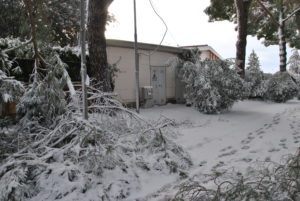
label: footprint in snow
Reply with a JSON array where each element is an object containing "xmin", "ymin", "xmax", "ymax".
[
  {"xmin": 218, "ymin": 150, "xmax": 237, "ymax": 158},
  {"xmin": 199, "ymin": 160, "xmax": 207, "ymax": 167},
  {"xmin": 256, "ymin": 130, "xmax": 265, "ymax": 136},
  {"xmin": 255, "ymin": 128, "xmax": 264, "ymax": 132},
  {"xmin": 249, "ymin": 150, "xmax": 257, "ymax": 154},
  {"xmin": 241, "ymin": 145, "xmax": 250, "ymax": 150},
  {"xmin": 265, "ymin": 156, "xmax": 271, "ymax": 162},
  {"xmin": 220, "ymin": 146, "xmax": 232, "ymax": 152},
  {"xmin": 248, "ymin": 135, "xmax": 255, "ymax": 140},
  {"xmin": 265, "ymin": 124, "xmax": 272, "ymax": 129},
  {"xmin": 212, "ymin": 161, "xmax": 225, "ymax": 170},
  {"xmin": 241, "ymin": 157, "xmax": 252, "ymax": 163},
  {"xmin": 279, "ymin": 143, "xmax": 288, "ymax": 149},
  {"xmin": 268, "ymin": 148, "xmax": 280, "ymax": 152},
  {"xmin": 241, "ymin": 139, "xmax": 251, "ymax": 144}
]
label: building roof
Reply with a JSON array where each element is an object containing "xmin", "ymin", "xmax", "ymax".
[
  {"xmin": 106, "ymin": 39, "xmax": 183, "ymax": 54},
  {"xmin": 106, "ymin": 39, "xmax": 223, "ymax": 59},
  {"xmin": 181, "ymin": 44, "xmax": 223, "ymax": 60}
]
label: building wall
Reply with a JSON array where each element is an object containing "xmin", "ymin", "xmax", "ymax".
[
  {"xmin": 107, "ymin": 46, "xmax": 177, "ymax": 103},
  {"xmin": 200, "ymin": 50, "xmax": 219, "ymax": 61}
]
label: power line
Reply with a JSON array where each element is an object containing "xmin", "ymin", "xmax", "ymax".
[{"xmin": 139, "ymin": 0, "xmax": 168, "ymax": 56}]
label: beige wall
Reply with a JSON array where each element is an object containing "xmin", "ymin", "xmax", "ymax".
[
  {"xmin": 107, "ymin": 46, "xmax": 219, "ymax": 104},
  {"xmin": 107, "ymin": 46, "xmax": 177, "ymax": 103},
  {"xmin": 200, "ymin": 51, "xmax": 211, "ymax": 61}
]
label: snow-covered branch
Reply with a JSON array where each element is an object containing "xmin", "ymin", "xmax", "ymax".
[
  {"xmin": 254, "ymin": 0, "xmax": 280, "ymax": 27},
  {"xmin": 2, "ymin": 38, "xmax": 33, "ymax": 54},
  {"xmin": 283, "ymin": 6, "xmax": 300, "ymax": 22}
]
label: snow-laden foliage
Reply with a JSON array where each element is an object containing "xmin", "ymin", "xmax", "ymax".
[
  {"xmin": 288, "ymin": 49, "xmax": 300, "ymax": 99},
  {"xmin": 175, "ymin": 150, "xmax": 300, "ymax": 201},
  {"xmin": 0, "ymin": 40, "xmax": 25, "ymax": 104},
  {"xmin": 265, "ymin": 72, "xmax": 298, "ymax": 103},
  {"xmin": 0, "ymin": 91, "xmax": 192, "ymax": 201},
  {"xmin": 288, "ymin": 49, "xmax": 300, "ymax": 75},
  {"xmin": 245, "ymin": 50, "xmax": 266, "ymax": 98},
  {"xmin": 181, "ymin": 59, "xmax": 247, "ymax": 114},
  {"xmin": 0, "ymin": 70, "xmax": 24, "ymax": 104},
  {"xmin": 16, "ymin": 52, "xmax": 68, "ymax": 130},
  {"xmin": 0, "ymin": 38, "xmax": 33, "ymax": 60}
]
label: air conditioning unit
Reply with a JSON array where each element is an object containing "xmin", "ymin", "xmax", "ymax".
[{"xmin": 141, "ymin": 86, "xmax": 153, "ymax": 108}]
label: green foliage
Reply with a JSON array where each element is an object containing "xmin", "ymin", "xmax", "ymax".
[
  {"xmin": 205, "ymin": 0, "xmax": 300, "ymax": 49},
  {"xmin": 204, "ymin": 0, "xmax": 235, "ymax": 22},
  {"xmin": 181, "ymin": 60, "xmax": 247, "ymax": 114},
  {"xmin": 265, "ymin": 72, "xmax": 298, "ymax": 102},
  {"xmin": 0, "ymin": 0, "xmax": 81, "ymax": 46},
  {"xmin": 248, "ymin": 0, "xmax": 300, "ymax": 49}
]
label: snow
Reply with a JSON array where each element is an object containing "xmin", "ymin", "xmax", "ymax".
[
  {"xmin": 2, "ymin": 93, "xmax": 12, "ymax": 103},
  {"xmin": 1, "ymin": 99, "xmax": 300, "ymax": 201},
  {"xmin": 136, "ymin": 99, "xmax": 300, "ymax": 200}
]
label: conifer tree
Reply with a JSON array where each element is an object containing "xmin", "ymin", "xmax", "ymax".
[
  {"xmin": 245, "ymin": 50, "xmax": 265, "ymax": 98},
  {"xmin": 288, "ymin": 49, "xmax": 300, "ymax": 75}
]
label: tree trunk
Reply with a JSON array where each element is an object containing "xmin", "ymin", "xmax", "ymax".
[
  {"xmin": 80, "ymin": 0, "xmax": 88, "ymax": 120},
  {"xmin": 88, "ymin": 0, "xmax": 113, "ymax": 92},
  {"xmin": 278, "ymin": 5, "xmax": 287, "ymax": 72},
  {"xmin": 235, "ymin": 0, "xmax": 252, "ymax": 79}
]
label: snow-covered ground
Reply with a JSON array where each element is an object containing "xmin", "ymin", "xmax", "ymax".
[{"xmin": 134, "ymin": 99, "xmax": 300, "ymax": 200}]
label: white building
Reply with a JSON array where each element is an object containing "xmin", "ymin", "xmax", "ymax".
[{"xmin": 106, "ymin": 39, "xmax": 222, "ymax": 106}]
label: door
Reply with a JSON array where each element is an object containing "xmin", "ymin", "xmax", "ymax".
[{"xmin": 151, "ymin": 67, "xmax": 166, "ymax": 105}]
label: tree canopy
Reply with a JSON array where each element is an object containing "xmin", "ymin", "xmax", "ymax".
[{"xmin": 0, "ymin": 0, "xmax": 80, "ymax": 46}]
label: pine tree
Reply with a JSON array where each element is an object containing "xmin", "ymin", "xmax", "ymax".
[
  {"xmin": 247, "ymin": 50, "xmax": 261, "ymax": 71},
  {"xmin": 288, "ymin": 49, "xmax": 300, "ymax": 75},
  {"xmin": 288, "ymin": 49, "xmax": 300, "ymax": 99},
  {"xmin": 245, "ymin": 50, "xmax": 266, "ymax": 98}
]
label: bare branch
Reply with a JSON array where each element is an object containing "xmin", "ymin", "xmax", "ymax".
[
  {"xmin": 254, "ymin": 0, "xmax": 280, "ymax": 27},
  {"xmin": 283, "ymin": 7, "xmax": 300, "ymax": 22}
]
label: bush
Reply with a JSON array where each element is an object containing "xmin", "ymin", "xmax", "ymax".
[
  {"xmin": 265, "ymin": 72, "xmax": 298, "ymax": 103},
  {"xmin": 181, "ymin": 60, "xmax": 247, "ymax": 114},
  {"xmin": 175, "ymin": 150, "xmax": 300, "ymax": 201}
]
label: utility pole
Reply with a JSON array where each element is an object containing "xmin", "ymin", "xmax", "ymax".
[
  {"xmin": 80, "ymin": 0, "xmax": 88, "ymax": 120},
  {"xmin": 133, "ymin": 0, "xmax": 140, "ymax": 113}
]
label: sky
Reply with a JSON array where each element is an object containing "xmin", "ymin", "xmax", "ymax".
[{"xmin": 106, "ymin": 0, "xmax": 293, "ymax": 73}]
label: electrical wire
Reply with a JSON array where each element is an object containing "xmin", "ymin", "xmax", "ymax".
[{"xmin": 140, "ymin": 0, "xmax": 168, "ymax": 56}]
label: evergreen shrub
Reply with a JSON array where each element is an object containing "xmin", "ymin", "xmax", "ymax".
[
  {"xmin": 181, "ymin": 60, "xmax": 247, "ymax": 114},
  {"xmin": 265, "ymin": 72, "xmax": 298, "ymax": 103}
]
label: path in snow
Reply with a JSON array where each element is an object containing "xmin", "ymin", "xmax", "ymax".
[{"xmin": 138, "ymin": 99, "xmax": 300, "ymax": 200}]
